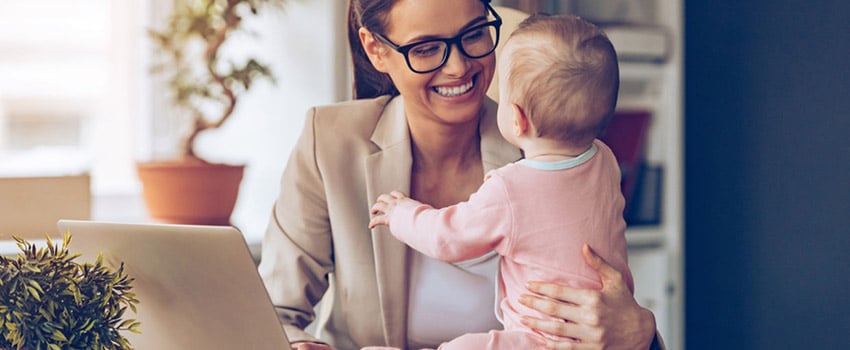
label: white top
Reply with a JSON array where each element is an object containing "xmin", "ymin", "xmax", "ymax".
[{"xmin": 406, "ymin": 250, "xmax": 502, "ymax": 348}]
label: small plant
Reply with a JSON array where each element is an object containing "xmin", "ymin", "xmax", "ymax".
[
  {"xmin": 149, "ymin": 0, "xmax": 284, "ymax": 160},
  {"xmin": 0, "ymin": 234, "xmax": 140, "ymax": 350}
]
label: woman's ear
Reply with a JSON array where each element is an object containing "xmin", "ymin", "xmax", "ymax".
[
  {"xmin": 512, "ymin": 103, "xmax": 530, "ymax": 137},
  {"xmin": 359, "ymin": 27, "xmax": 389, "ymax": 73}
]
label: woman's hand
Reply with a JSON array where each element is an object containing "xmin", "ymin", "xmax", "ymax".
[
  {"xmin": 291, "ymin": 341, "xmax": 334, "ymax": 350},
  {"xmin": 519, "ymin": 244, "xmax": 657, "ymax": 350}
]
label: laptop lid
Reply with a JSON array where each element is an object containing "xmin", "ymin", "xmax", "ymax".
[{"xmin": 56, "ymin": 220, "xmax": 291, "ymax": 350}]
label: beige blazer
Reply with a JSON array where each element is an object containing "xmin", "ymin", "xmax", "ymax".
[{"xmin": 258, "ymin": 95, "xmax": 521, "ymax": 349}]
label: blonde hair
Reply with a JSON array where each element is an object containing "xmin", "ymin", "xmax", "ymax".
[{"xmin": 504, "ymin": 14, "xmax": 619, "ymax": 148}]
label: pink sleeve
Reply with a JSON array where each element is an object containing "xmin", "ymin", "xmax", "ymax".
[{"xmin": 388, "ymin": 175, "xmax": 513, "ymax": 262}]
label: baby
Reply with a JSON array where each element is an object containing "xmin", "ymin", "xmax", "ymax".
[{"xmin": 369, "ymin": 13, "xmax": 633, "ymax": 350}]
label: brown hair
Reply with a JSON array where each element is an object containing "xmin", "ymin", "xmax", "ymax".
[
  {"xmin": 504, "ymin": 14, "xmax": 619, "ymax": 148},
  {"xmin": 348, "ymin": 0, "xmax": 399, "ymax": 99}
]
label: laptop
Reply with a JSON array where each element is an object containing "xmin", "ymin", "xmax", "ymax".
[{"xmin": 57, "ymin": 220, "xmax": 292, "ymax": 350}]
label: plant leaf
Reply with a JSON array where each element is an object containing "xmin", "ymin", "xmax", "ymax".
[
  {"xmin": 29, "ymin": 279, "xmax": 45, "ymax": 294},
  {"xmin": 51, "ymin": 329, "xmax": 68, "ymax": 341},
  {"xmin": 26, "ymin": 285, "xmax": 42, "ymax": 302}
]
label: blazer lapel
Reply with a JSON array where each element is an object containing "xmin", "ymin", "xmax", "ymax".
[{"xmin": 365, "ymin": 96, "xmax": 412, "ymax": 347}]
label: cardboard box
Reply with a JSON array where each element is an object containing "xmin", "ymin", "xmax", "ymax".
[{"xmin": 0, "ymin": 174, "xmax": 91, "ymax": 240}]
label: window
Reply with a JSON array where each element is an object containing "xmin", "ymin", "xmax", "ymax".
[
  {"xmin": 0, "ymin": 0, "xmax": 349, "ymax": 244},
  {"xmin": 0, "ymin": 0, "xmax": 148, "ymax": 193}
]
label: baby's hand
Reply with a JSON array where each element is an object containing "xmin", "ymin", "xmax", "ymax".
[{"xmin": 369, "ymin": 190, "xmax": 409, "ymax": 229}]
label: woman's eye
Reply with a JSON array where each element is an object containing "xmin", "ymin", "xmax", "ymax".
[
  {"xmin": 410, "ymin": 43, "xmax": 443, "ymax": 57},
  {"xmin": 463, "ymin": 28, "xmax": 485, "ymax": 42}
]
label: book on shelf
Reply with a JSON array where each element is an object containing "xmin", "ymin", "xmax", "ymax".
[{"xmin": 624, "ymin": 163, "xmax": 663, "ymax": 226}]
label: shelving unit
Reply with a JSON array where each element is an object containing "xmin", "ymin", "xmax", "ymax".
[
  {"xmin": 495, "ymin": 1, "xmax": 684, "ymax": 348},
  {"xmin": 627, "ymin": 1, "xmax": 684, "ymax": 348}
]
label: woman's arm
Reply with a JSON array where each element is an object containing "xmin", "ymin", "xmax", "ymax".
[
  {"xmin": 258, "ymin": 108, "xmax": 335, "ymax": 344},
  {"xmin": 519, "ymin": 244, "xmax": 663, "ymax": 350}
]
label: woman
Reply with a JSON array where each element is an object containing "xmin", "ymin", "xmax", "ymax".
[{"xmin": 258, "ymin": 0, "xmax": 662, "ymax": 349}]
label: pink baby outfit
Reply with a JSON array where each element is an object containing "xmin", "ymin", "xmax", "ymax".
[{"xmin": 369, "ymin": 139, "xmax": 633, "ymax": 350}]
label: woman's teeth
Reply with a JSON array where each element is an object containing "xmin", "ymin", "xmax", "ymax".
[{"xmin": 434, "ymin": 80, "xmax": 474, "ymax": 97}]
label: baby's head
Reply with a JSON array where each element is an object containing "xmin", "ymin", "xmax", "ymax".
[{"xmin": 497, "ymin": 14, "xmax": 619, "ymax": 149}]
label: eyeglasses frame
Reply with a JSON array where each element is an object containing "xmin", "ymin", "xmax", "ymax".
[{"xmin": 371, "ymin": 2, "xmax": 503, "ymax": 74}]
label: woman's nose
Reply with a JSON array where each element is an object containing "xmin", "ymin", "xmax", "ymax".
[{"xmin": 440, "ymin": 45, "xmax": 470, "ymax": 76}]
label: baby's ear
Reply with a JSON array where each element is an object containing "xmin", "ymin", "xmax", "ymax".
[{"xmin": 512, "ymin": 103, "xmax": 530, "ymax": 136}]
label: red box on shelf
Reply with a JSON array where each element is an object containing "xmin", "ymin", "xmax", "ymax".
[{"xmin": 598, "ymin": 110, "xmax": 652, "ymax": 210}]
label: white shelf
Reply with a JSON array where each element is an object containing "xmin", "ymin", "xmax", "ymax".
[
  {"xmin": 567, "ymin": 0, "xmax": 684, "ymax": 347},
  {"xmin": 626, "ymin": 226, "xmax": 666, "ymax": 248}
]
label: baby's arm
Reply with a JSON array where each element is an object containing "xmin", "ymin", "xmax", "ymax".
[{"xmin": 369, "ymin": 176, "xmax": 512, "ymax": 262}]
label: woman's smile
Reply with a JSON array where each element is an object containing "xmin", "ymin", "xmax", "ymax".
[{"xmin": 433, "ymin": 77, "xmax": 475, "ymax": 97}]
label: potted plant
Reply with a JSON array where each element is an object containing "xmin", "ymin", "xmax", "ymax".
[
  {"xmin": 139, "ymin": 0, "xmax": 283, "ymax": 225},
  {"xmin": 0, "ymin": 234, "xmax": 140, "ymax": 350}
]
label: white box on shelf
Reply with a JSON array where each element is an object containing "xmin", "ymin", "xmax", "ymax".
[{"xmin": 603, "ymin": 24, "xmax": 671, "ymax": 63}]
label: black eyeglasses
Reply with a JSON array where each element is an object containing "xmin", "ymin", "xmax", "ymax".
[{"xmin": 372, "ymin": 2, "xmax": 502, "ymax": 74}]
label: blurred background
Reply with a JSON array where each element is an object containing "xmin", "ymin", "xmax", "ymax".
[
  {"xmin": 0, "ymin": 0, "xmax": 848, "ymax": 349},
  {"xmin": 0, "ymin": 0, "xmax": 348, "ymax": 240}
]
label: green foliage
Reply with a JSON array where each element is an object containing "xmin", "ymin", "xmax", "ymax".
[
  {"xmin": 149, "ymin": 0, "xmax": 285, "ymax": 159},
  {"xmin": 0, "ymin": 233, "xmax": 140, "ymax": 350}
]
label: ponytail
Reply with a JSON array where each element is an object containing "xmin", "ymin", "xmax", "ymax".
[{"xmin": 347, "ymin": 0, "xmax": 399, "ymax": 99}]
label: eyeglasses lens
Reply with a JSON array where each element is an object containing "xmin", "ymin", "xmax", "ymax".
[{"xmin": 407, "ymin": 23, "xmax": 498, "ymax": 73}]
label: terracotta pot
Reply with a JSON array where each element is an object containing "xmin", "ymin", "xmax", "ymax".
[{"xmin": 137, "ymin": 159, "xmax": 244, "ymax": 225}]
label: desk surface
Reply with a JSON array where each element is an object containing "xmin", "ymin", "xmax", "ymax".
[{"xmin": 0, "ymin": 239, "xmax": 47, "ymax": 257}]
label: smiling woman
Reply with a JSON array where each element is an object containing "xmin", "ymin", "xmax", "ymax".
[{"xmin": 259, "ymin": 1, "xmax": 662, "ymax": 349}]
